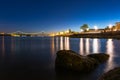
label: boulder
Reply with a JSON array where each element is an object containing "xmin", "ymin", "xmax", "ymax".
[
  {"xmin": 87, "ymin": 53, "xmax": 109, "ymax": 63},
  {"xmin": 99, "ymin": 67, "xmax": 120, "ymax": 80},
  {"xmin": 55, "ymin": 50, "xmax": 99, "ymax": 72}
]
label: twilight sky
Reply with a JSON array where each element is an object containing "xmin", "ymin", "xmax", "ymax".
[{"xmin": 0, "ymin": 0, "xmax": 120, "ymax": 33}]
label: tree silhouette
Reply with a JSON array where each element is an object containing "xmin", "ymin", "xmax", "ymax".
[{"xmin": 80, "ymin": 24, "xmax": 89, "ymax": 32}]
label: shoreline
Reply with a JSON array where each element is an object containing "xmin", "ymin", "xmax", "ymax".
[{"xmin": 55, "ymin": 31, "xmax": 120, "ymax": 39}]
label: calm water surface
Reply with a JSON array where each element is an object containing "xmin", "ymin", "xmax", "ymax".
[{"xmin": 0, "ymin": 36, "xmax": 120, "ymax": 80}]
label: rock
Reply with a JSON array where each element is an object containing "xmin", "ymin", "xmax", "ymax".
[
  {"xmin": 55, "ymin": 50, "xmax": 99, "ymax": 72},
  {"xmin": 99, "ymin": 67, "xmax": 120, "ymax": 80},
  {"xmin": 87, "ymin": 53, "xmax": 109, "ymax": 63}
]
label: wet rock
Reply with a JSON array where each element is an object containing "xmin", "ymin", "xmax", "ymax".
[
  {"xmin": 55, "ymin": 50, "xmax": 99, "ymax": 72},
  {"xmin": 99, "ymin": 67, "xmax": 120, "ymax": 80},
  {"xmin": 87, "ymin": 53, "xmax": 109, "ymax": 63}
]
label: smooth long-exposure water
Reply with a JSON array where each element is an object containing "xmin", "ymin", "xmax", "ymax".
[{"xmin": 0, "ymin": 36, "xmax": 120, "ymax": 80}]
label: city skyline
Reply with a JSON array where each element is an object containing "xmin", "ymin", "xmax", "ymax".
[{"xmin": 0, "ymin": 0, "xmax": 120, "ymax": 33}]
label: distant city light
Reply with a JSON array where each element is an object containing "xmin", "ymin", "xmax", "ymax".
[
  {"xmin": 65, "ymin": 30, "xmax": 69, "ymax": 33},
  {"xmin": 0, "ymin": 32, "xmax": 5, "ymax": 35},
  {"xmin": 56, "ymin": 33, "xmax": 59, "ymax": 35},
  {"xmin": 60, "ymin": 32, "xmax": 64, "ymax": 34}
]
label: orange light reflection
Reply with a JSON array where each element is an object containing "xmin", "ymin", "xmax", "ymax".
[
  {"xmin": 56, "ymin": 37, "xmax": 59, "ymax": 51},
  {"xmin": 65, "ymin": 37, "xmax": 70, "ymax": 50},
  {"xmin": 60, "ymin": 37, "xmax": 63, "ymax": 50}
]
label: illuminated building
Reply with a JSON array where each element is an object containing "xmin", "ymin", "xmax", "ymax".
[{"xmin": 115, "ymin": 22, "xmax": 120, "ymax": 31}]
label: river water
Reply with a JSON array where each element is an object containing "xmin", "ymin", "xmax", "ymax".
[{"xmin": 0, "ymin": 36, "xmax": 120, "ymax": 80}]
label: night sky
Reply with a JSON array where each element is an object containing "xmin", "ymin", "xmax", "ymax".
[{"xmin": 0, "ymin": 0, "xmax": 120, "ymax": 33}]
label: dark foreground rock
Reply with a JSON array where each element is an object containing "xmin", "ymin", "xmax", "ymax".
[
  {"xmin": 55, "ymin": 50, "xmax": 109, "ymax": 72},
  {"xmin": 87, "ymin": 53, "xmax": 109, "ymax": 63},
  {"xmin": 99, "ymin": 67, "xmax": 120, "ymax": 80}
]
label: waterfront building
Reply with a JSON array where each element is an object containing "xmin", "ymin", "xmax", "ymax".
[{"xmin": 115, "ymin": 22, "xmax": 120, "ymax": 31}]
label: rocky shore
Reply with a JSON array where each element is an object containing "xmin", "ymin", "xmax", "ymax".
[
  {"xmin": 99, "ymin": 67, "xmax": 120, "ymax": 80},
  {"xmin": 55, "ymin": 50, "xmax": 120, "ymax": 80},
  {"xmin": 55, "ymin": 50, "xmax": 109, "ymax": 72}
]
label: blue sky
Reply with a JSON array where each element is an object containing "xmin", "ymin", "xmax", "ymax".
[{"xmin": 0, "ymin": 0, "xmax": 120, "ymax": 33}]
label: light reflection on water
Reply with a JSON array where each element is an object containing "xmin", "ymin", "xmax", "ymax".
[
  {"xmin": 93, "ymin": 38, "xmax": 100, "ymax": 53},
  {"xmin": 2, "ymin": 36, "xmax": 5, "ymax": 56},
  {"xmin": 60, "ymin": 37, "xmax": 63, "ymax": 50},
  {"xmin": 52, "ymin": 37, "xmax": 118, "ymax": 73},
  {"xmin": 79, "ymin": 38, "xmax": 100, "ymax": 55},
  {"xmin": 0, "ymin": 36, "xmax": 120, "ymax": 80},
  {"xmin": 80, "ymin": 38, "xmax": 84, "ymax": 55},
  {"xmin": 85, "ymin": 38, "xmax": 90, "ymax": 55},
  {"xmin": 60, "ymin": 37, "xmax": 70, "ymax": 50},
  {"xmin": 105, "ymin": 39, "xmax": 116, "ymax": 72},
  {"xmin": 51, "ymin": 37, "xmax": 55, "ymax": 59},
  {"xmin": 11, "ymin": 37, "xmax": 15, "ymax": 55},
  {"xmin": 56, "ymin": 37, "xmax": 59, "ymax": 51},
  {"xmin": 65, "ymin": 37, "xmax": 70, "ymax": 50}
]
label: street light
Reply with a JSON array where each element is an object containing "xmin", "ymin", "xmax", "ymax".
[
  {"xmin": 80, "ymin": 29, "xmax": 83, "ymax": 32},
  {"xmin": 109, "ymin": 24, "xmax": 112, "ymax": 28},
  {"xmin": 94, "ymin": 26, "xmax": 98, "ymax": 31}
]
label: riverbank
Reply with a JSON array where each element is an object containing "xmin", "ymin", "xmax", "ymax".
[{"xmin": 56, "ymin": 31, "xmax": 120, "ymax": 39}]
